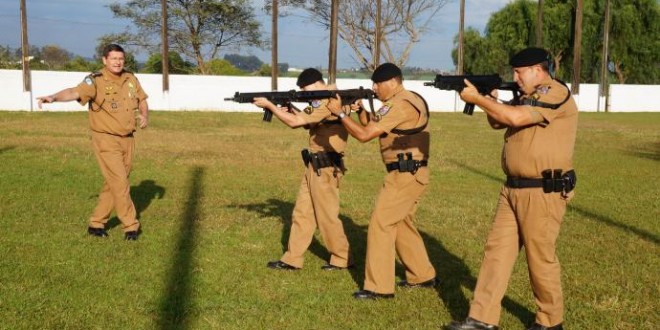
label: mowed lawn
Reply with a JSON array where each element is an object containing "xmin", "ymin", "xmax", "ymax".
[{"xmin": 0, "ymin": 111, "xmax": 657, "ymax": 330}]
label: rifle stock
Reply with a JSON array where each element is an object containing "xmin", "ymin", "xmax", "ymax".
[
  {"xmin": 225, "ymin": 87, "xmax": 376, "ymax": 122},
  {"xmin": 424, "ymin": 74, "xmax": 521, "ymax": 115}
]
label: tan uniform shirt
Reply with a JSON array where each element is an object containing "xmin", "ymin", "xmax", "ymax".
[
  {"xmin": 373, "ymin": 86, "xmax": 430, "ymax": 164},
  {"xmin": 75, "ymin": 68, "xmax": 148, "ymax": 136},
  {"xmin": 502, "ymin": 77, "xmax": 578, "ymax": 178},
  {"xmin": 298, "ymin": 98, "xmax": 350, "ymax": 154}
]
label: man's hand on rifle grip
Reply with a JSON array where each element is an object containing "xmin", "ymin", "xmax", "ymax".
[
  {"xmin": 327, "ymin": 94, "xmax": 343, "ymax": 116},
  {"xmin": 459, "ymin": 79, "xmax": 483, "ymax": 105}
]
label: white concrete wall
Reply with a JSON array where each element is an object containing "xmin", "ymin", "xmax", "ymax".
[{"xmin": 1, "ymin": 69, "xmax": 658, "ymax": 112}]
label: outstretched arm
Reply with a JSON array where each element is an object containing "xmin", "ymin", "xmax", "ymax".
[
  {"xmin": 36, "ymin": 88, "xmax": 80, "ymax": 109},
  {"xmin": 253, "ymin": 97, "xmax": 307, "ymax": 128}
]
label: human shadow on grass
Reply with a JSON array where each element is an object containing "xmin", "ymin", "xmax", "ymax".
[
  {"xmin": 626, "ymin": 142, "xmax": 660, "ymax": 161},
  {"xmin": 226, "ymin": 198, "xmax": 368, "ymax": 287},
  {"xmin": 448, "ymin": 158, "xmax": 660, "ymax": 245},
  {"xmin": 157, "ymin": 166, "xmax": 204, "ymax": 330},
  {"xmin": 0, "ymin": 146, "xmax": 16, "ymax": 154},
  {"xmin": 395, "ymin": 231, "xmax": 535, "ymax": 325},
  {"xmin": 104, "ymin": 179, "xmax": 166, "ymax": 230}
]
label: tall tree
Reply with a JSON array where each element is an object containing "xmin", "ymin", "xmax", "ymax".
[
  {"xmin": 40, "ymin": 45, "xmax": 73, "ymax": 70},
  {"xmin": 104, "ymin": 0, "xmax": 263, "ymax": 74},
  {"xmin": 269, "ymin": 0, "xmax": 449, "ymax": 71},
  {"xmin": 571, "ymin": 0, "xmax": 583, "ymax": 94},
  {"xmin": 454, "ymin": 0, "xmax": 659, "ymax": 84},
  {"xmin": 606, "ymin": 0, "xmax": 660, "ymax": 84}
]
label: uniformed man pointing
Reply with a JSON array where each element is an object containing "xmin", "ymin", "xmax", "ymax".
[{"xmin": 37, "ymin": 44, "xmax": 149, "ymax": 241}]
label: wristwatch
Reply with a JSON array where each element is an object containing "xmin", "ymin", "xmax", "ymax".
[{"xmin": 338, "ymin": 112, "xmax": 347, "ymax": 120}]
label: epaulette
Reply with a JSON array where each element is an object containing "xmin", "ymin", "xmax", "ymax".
[{"xmin": 83, "ymin": 71, "xmax": 102, "ymax": 85}]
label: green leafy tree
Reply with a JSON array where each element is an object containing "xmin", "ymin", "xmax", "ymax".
[
  {"xmin": 104, "ymin": 0, "xmax": 263, "ymax": 74},
  {"xmin": 452, "ymin": 28, "xmax": 509, "ymax": 77},
  {"xmin": 205, "ymin": 59, "xmax": 246, "ymax": 76},
  {"xmin": 256, "ymin": 63, "xmax": 272, "ymax": 77},
  {"xmin": 40, "ymin": 45, "xmax": 73, "ymax": 70},
  {"xmin": 455, "ymin": 0, "xmax": 660, "ymax": 84},
  {"xmin": 0, "ymin": 45, "xmax": 20, "ymax": 69},
  {"xmin": 605, "ymin": 0, "xmax": 660, "ymax": 83},
  {"xmin": 223, "ymin": 54, "xmax": 263, "ymax": 72},
  {"xmin": 143, "ymin": 52, "xmax": 194, "ymax": 74},
  {"xmin": 62, "ymin": 56, "xmax": 99, "ymax": 72}
]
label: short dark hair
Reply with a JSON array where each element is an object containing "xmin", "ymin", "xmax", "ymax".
[{"xmin": 102, "ymin": 44, "xmax": 125, "ymax": 58}]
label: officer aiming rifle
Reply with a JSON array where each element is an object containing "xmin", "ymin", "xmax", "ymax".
[
  {"xmin": 225, "ymin": 87, "xmax": 376, "ymax": 122},
  {"xmin": 424, "ymin": 74, "xmax": 521, "ymax": 115}
]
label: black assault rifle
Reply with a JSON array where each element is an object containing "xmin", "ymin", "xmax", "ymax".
[
  {"xmin": 424, "ymin": 74, "xmax": 521, "ymax": 115},
  {"xmin": 225, "ymin": 87, "xmax": 376, "ymax": 122}
]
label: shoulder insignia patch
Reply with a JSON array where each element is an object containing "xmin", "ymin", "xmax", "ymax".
[
  {"xmin": 311, "ymin": 100, "xmax": 322, "ymax": 108},
  {"xmin": 377, "ymin": 102, "xmax": 393, "ymax": 117},
  {"xmin": 537, "ymin": 85, "xmax": 551, "ymax": 95},
  {"xmin": 84, "ymin": 71, "xmax": 101, "ymax": 85}
]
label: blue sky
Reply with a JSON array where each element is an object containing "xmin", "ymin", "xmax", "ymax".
[{"xmin": 0, "ymin": 0, "xmax": 511, "ymax": 71}]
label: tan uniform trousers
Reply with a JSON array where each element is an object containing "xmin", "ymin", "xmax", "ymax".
[
  {"xmin": 363, "ymin": 167, "xmax": 436, "ymax": 294},
  {"xmin": 280, "ymin": 165, "xmax": 351, "ymax": 269},
  {"xmin": 469, "ymin": 186, "xmax": 569, "ymax": 327},
  {"xmin": 89, "ymin": 131, "xmax": 140, "ymax": 232}
]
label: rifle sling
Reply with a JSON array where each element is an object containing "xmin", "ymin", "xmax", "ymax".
[
  {"xmin": 390, "ymin": 91, "xmax": 430, "ymax": 135},
  {"xmin": 519, "ymin": 79, "xmax": 571, "ymax": 110}
]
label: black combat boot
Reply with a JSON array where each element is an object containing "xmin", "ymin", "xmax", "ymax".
[{"xmin": 445, "ymin": 317, "xmax": 499, "ymax": 330}]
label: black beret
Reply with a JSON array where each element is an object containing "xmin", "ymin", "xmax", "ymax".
[
  {"xmin": 371, "ymin": 63, "xmax": 402, "ymax": 83},
  {"xmin": 296, "ymin": 68, "xmax": 323, "ymax": 88},
  {"xmin": 509, "ymin": 47, "xmax": 551, "ymax": 68}
]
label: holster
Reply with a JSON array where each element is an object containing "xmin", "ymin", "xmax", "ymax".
[
  {"xmin": 301, "ymin": 149, "xmax": 344, "ymax": 176},
  {"xmin": 385, "ymin": 152, "xmax": 428, "ymax": 174},
  {"xmin": 541, "ymin": 169, "xmax": 577, "ymax": 194}
]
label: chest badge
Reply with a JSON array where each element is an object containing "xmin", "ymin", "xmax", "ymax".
[{"xmin": 128, "ymin": 82, "xmax": 136, "ymax": 98}]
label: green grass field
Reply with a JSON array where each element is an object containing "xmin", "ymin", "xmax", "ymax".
[{"xmin": 0, "ymin": 111, "xmax": 658, "ymax": 330}]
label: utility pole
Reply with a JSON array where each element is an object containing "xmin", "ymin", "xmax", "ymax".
[
  {"xmin": 457, "ymin": 0, "xmax": 465, "ymax": 75},
  {"xmin": 536, "ymin": 0, "xmax": 544, "ymax": 46},
  {"xmin": 374, "ymin": 0, "xmax": 381, "ymax": 69},
  {"xmin": 571, "ymin": 0, "xmax": 583, "ymax": 95},
  {"xmin": 271, "ymin": 0, "xmax": 279, "ymax": 90},
  {"xmin": 161, "ymin": 0, "xmax": 169, "ymax": 93},
  {"xmin": 20, "ymin": 0, "xmax": 31, "ymax": 96},
  {"xmin": 598, "ymin": 0, "xmax": 611, "ymax": 112},
  {"xmin": 328, "ymin": 0, "xmax": 339, "ymax": 84}
]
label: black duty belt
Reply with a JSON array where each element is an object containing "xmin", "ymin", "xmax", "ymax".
[
  {"xmin": 386, "ymin": 160, "xmax": 428, "ymax": 172},
  {"xmin": 386, "ymin": 153, "xmax": 428, "ymax": 173},
  {"xmin": 506, "ymin": 177, "xmax": 544, "ymax": 188},
  {"xmin": 301, "ymin": 149, "xmax": 344, "ymax": 176},
  {"xmin": 506, "ymin": 169, "xmax": 577, "ymax": 194}
]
